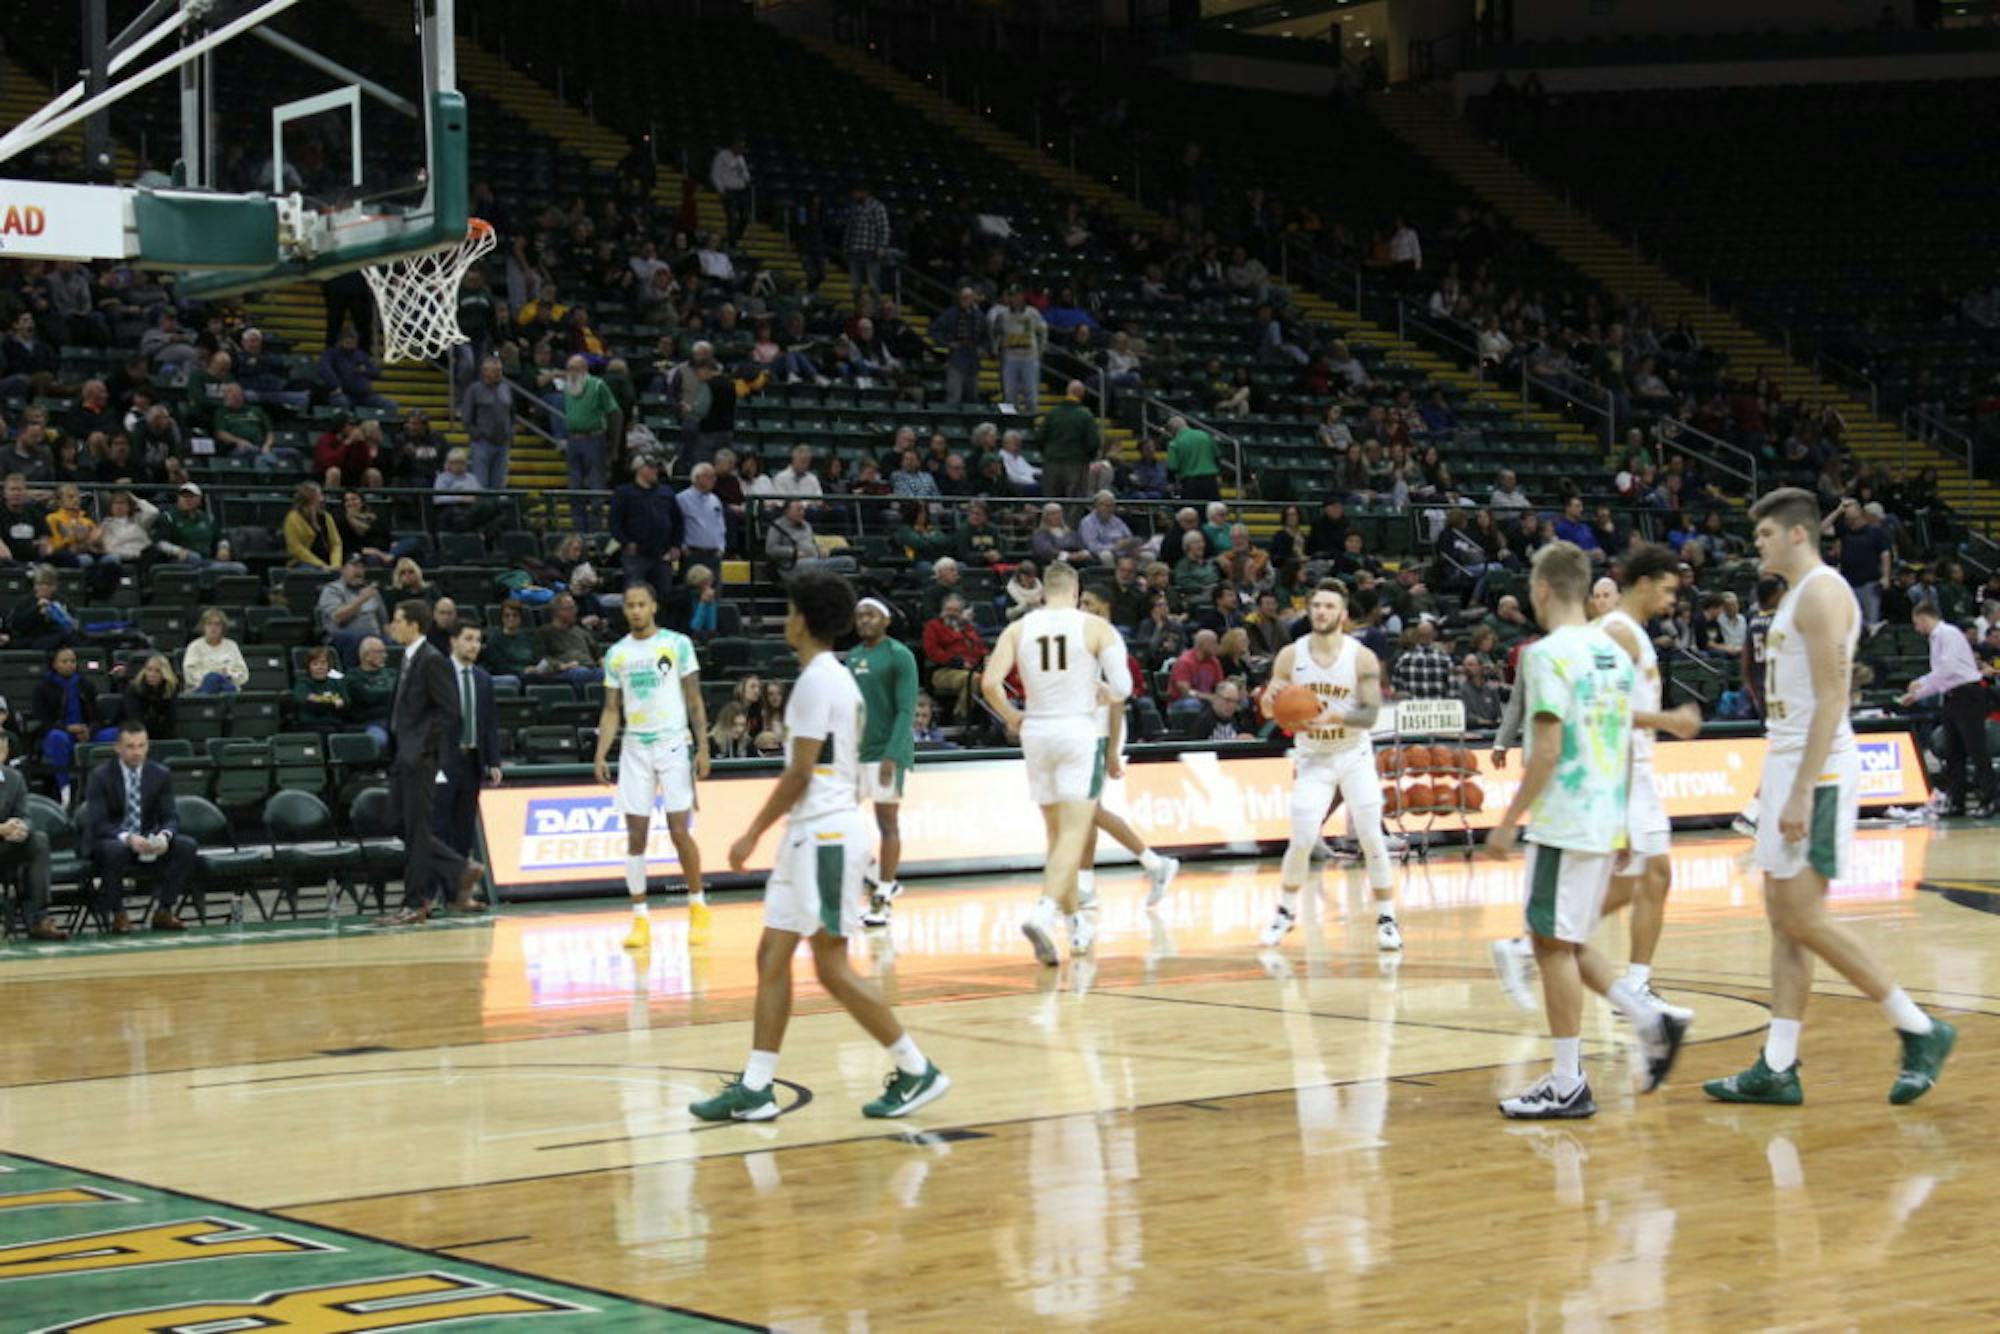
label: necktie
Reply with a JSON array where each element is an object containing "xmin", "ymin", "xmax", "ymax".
[
  {"xmin": 460, "ymin": 666, "xmax": 475, "ymax": 747},
  {"xmin": 122, "ymin": 765, "xmax": 142, "ymax": 835}
]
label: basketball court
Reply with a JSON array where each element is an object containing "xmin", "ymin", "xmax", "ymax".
[{"xmin": 4, "ymin": 823, "xmax": 1996, "ymax": 1328}]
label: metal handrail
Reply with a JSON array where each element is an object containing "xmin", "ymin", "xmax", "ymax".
[
  {"xmin": 1656, "ymin": 415, "xmax": 1758, "ymax": 498},
  {"xmin": 1902, "ymin": 404, "xmax": 1978, "ymax": 509},
  {"xmin": 1395, "ymin": 297, "xmax": 1485, "ymax": 378},
  {"xmin": 1279, "ymin": 231, "xmax": 1365, "ymax": 316},
  {"xmin": 1521, "ymin": 361, "xmax": 1615, "ymax": 451},
  {"xmin": 1811, "ymin": 347, "xmax": 1881, "ymax": 417},
  {"xmin": 431, "ymin": 354, "xmax": 568, "ymax": 452}
]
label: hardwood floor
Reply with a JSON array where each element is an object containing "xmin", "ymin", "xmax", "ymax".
[{"xmin": 4, "ymin": 823, "xmax": 1995, "ymax": 1329}]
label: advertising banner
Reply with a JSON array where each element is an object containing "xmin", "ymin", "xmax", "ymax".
[{"xmin": 479, "ymin": 732, "xmax": 1929, "ymax": 896}]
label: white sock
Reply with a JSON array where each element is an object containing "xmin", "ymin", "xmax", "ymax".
[
  {"xmin": 687, "ymin": 885, "xmax": 706, "ymax": 905},
  {"xmin": 1137, "ymin": 848, "xmax": 1163, "ymax": 874},
  {"xmin": 1076, "ymin": 869, "xmax": 1095, "ymax": 897},
  {"xmin": 1552, "ymin": 1036, "xmax": 1582, "ymax": 1084},
  {"xmin": 743, "ymin": 1049, "xmax": 780, "ymax": 1091},
  {"xmin": 1765, "ymin": 1018, "xmax": 1802, "ymax": 1072},
  {"xmin": 875, "ymin": 880, "xmax": 897, "ymax": 897},
  {"xmin": 1376, "ymin": 901, "xmax": 1397, "ymax": 922},
  {"xmin": 625, "ymin": 856, "xmax": 647, "ymax": 905},
  {"xmin": 1626, "ymin": 962, "xmax": 1652, "ymax": 987},
  {"xmin": 1882, "ymin": 987, "xmax": 1934, "ymax": 1035},
  {"xmin": 1279, "ymin": 889, "xmax": 1301, "ymax": 917},
  {"xmin": 887, "ymin": 1034, "xmax": 927, "ymax": 1076},
  {"xmin": 631, "ymin": 900, "xmax": 648, "ymax": 918},
  {"xmin": 1606, "ymin": 980, "xmax": 1663, "ymax": 1036}
]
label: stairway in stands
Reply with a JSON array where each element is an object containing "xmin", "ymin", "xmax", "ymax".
[
  {"xmin": 349, "ymin": 0, "xmax": 849, "ymax": 316},
  {"xmin": 793, "ymin": 36, "xmax": 1606, "ymax": 473},
  {"xmin": 0, "ymin": 58, "xmax": 138, "ymax": 180},
  {"xmin": 1367, "ymin": 87, "xmax": 1994, "ymax": 506}
]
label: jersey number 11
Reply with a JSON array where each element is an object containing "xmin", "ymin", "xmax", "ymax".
[{"xmin": 1035, "ymin": 635, "xmax": 1069, "ymax": 673}]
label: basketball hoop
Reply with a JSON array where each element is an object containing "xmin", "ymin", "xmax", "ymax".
[{"xmin": 362, "ymin": 217, "xmax": 496, "ymax": 364}]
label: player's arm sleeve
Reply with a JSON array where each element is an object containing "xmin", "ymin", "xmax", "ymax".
[
  {"xmin": 889, "ymin": 644, "xmax": 919, "ymax": 765},
  {"xmin": 787, "ymin": 672, "xmax": 828, "ymax": 742},
  {"xmin": 1096, "ymin": 626, "xmax": 1134, "ymax": 703},
  {"xmin": 1494, "ymin": 677, "xmax": 1525, "ymax": 748},
  {"xmin": 1522, "ymin": 648, "xmax": 1568, "ymax": 721},
  {"xmin": 600, "ymin": 647, "xmax": 623, "ymax": 693},
  {"xmin": 678, "ymin": 638, "xmax": 700, "ymax": 682}
]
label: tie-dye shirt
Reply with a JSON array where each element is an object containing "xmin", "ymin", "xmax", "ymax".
[{"xmin": 1522, "ymin": 623, "xmax": 1634, "ymax": 854}]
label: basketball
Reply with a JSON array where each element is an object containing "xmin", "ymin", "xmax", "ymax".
[
  {"xmin": 1461, "ymin": 779, "xmax": 1486, "ymax": 811},
  {"xmin": 1272, "ymin": 684, "xmax": 1321, "ymax": 732},
  {"xmin": 1451, "ymin": 746, "xmax": 1474, "ymax": 772},
  {"xmin": 1431, "ymin": 780, "xmax": 1458, "ymax": 809},
  {"xmin": 1403, "ymin": 781, "xmax": 1434, "ymax": 810},
  {"xmin": 1376, "ymin": 747, "xmax": 1399, "ymax": 777},
  {"xmin": 1403, "ymin": 744, "xmax": 1432, "ymax": 773},
  {"xmin": 1381, "ymin": 784, "xmax": 1404, "ymax": 815}
]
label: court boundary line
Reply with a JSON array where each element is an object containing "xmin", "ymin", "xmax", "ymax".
[
  {"xmin": 267, "ymin": 983, "xmax": 1781, "ymax": 1213},
  {"xmin": 0, "ymin": 1147, "xmax": 769, "ymax": 1330}
]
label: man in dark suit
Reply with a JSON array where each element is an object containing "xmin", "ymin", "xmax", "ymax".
[
  {"xmin": 379, "ymin": 600, "xmax": 486, "ymax": 925},
  {"xmin": 0, "ymin": 729, "xmax": 60, "ymax": 939},
  {"xmin": 82, "ymin": 720, "xmax": 194, "ymax": 933},
  {"xmin": 431, "ymin": 622, "xmax": 502, "ymax": 896}
]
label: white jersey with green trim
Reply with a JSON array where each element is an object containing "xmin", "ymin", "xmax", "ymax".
[
  {"xmin": 1763, "ymin": 564, "xmax": 1859, "ymax": 756},
  {"xmin": 785, "ymin": 652, "xmax": 864, "ymax": 822}
]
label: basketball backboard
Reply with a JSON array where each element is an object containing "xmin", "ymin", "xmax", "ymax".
[{"xmin": 0, "ymin": 0, "xmax": 467, "ymax": 296}]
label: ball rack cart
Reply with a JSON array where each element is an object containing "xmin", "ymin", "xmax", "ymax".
[{"xmin": 1383, "ymin": 697, "xmax": 1480, "ymax": 863}]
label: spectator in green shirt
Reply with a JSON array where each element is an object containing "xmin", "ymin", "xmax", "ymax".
[
  {"xmin": 1164, "ymin": 415, "xmax": 1221, "ymax": 503},
  {"xmin": 480, "ymin": 600, "xmax": 538, "ymax": 690},
  {"xmin": 955, "ymin": 500, "xmax": 1006, "ymax": 568},
  {"xmin": 1173, "ymin": 531, "xmax": 1221, "ymax": 599},
  {"xmin": 291, "ymin": 647, "xmax": 349, "ymax": 735},
  {"xmin": 558, "ymin": 354, "xmax": 622, "ymax": 530},
  {"xmin": 895, "ymin": 502, "xmax": 954, "ymax": 576},
  {"xmin": 211, "ymin": 383, "xmax": 302, "ymax": 474},
  {"xmin": 1037, "ymin": 380, "xmax": 1100, "ymax": 500},
  {"xmin": 346, "ymin": 636, "xmax": 398, "ymax": 750},
  {"xmin": 182, "ymin": 351, "xmax": 233, "ymax": 431}
]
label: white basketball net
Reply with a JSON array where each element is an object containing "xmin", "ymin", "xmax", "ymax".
[{"xmin": 361, "ymin": 219, "xmax": 497, "ymax": 364}]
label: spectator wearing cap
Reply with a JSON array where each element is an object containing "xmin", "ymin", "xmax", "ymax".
[
  {"xmin": 611, "ymin": 454, "xmax": 684, "ymax": 610},
  {"xmin": 843, "ymin": 183, "xmax": 892, "ymax": 295},
  {"xmin": 678, "ymin": 462, "xmax": 728, "ymax": 579},
  {"xmin": 151, "ymin": 482, "xmax": 244, "ymax": 573}
]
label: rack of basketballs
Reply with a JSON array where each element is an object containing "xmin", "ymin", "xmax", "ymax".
[{"xmin": 1374, "ymin": 741, "xmax": 1487, "ymax": 859}]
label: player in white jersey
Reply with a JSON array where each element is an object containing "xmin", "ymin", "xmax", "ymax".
[
  {"xmin": 1494, "ymin": 546, "xmax": 1703, "ymax": 1016},
  {"xmin": 1703, "ymin": 488, "xmax": 1954, "ymax": 1108},
  {"xmin": 982, "ymin": 562, "xmax": 1134, "ymax": 965},
  {"xmin": 593, "ymin": 583, "xmax": 711, "ymax": 951},
  {"xmin": 693, "ymin": 571, "xmax": 950, "ymax": 1122},
  {"xmin": 1257, "ymin": 580, "xmax": 1399, "ymax": 951},
  {"xmin": 1075, "ymin": 589, "xmax": 1180, "ymax": 924}
]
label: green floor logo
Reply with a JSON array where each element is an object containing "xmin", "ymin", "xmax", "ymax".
[{"xmin": 0, "ymin": 1153, "xmax": 752, "ymax": 1331}]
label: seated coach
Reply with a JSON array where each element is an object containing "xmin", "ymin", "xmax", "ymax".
[{"xmin": 82, "ymin": 720, "xmax": 196, "ymax": 933}]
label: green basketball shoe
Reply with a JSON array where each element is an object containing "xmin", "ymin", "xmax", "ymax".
[
  {"xmin": 690, "ymin": 1076, "xmax": 779, "ymax": 1122},
  {"xmin": 862, "ymin": 1062, "xmax": 952, "ymax": 1118},
  {"xmin": 1703, "ymin": 1052, "xmax": 1804, "ymax": 1105},
  {"xmin": 1889, "ymin": 1020, "xmax": 1956, "ymax": 1105}
]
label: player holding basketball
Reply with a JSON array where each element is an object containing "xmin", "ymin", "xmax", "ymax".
[
  {"xmin": 1491, "ymin": 545, "xmax": 1702, "ymax": 1017},
  {"xmin": 594, "ymin": 582, "xmax": 711, "ymax": 951},
  {"xmin": 1079, "ymin": 588, "xmax": 1180, "ymax": 913},
  {"xmin": 1488, "ymin": 541, "xmax": 1685, "ymax": 1119},
  {"xmin": 982, "ymin": 562, "xmax": 1134, "ymax": 964},
  {"xmin": 1257, "ymin": 579, "xmax": 1400, "ymax": 951},
  {"xmin": 694, "ymin": 571, "xmax": 949, "ymax": 1121},
  {"xmin": 1704, "ymin": 488, "xmax": 1954, "ymax": 1106},
  {"xmin": 847, "ymin": 597, "xmax": 920, "ymax": 930}
]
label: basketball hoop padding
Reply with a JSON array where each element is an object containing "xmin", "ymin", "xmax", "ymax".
[{"xmin": 362, "ymin": 217, "xmax": 494, "ymax": 364}]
